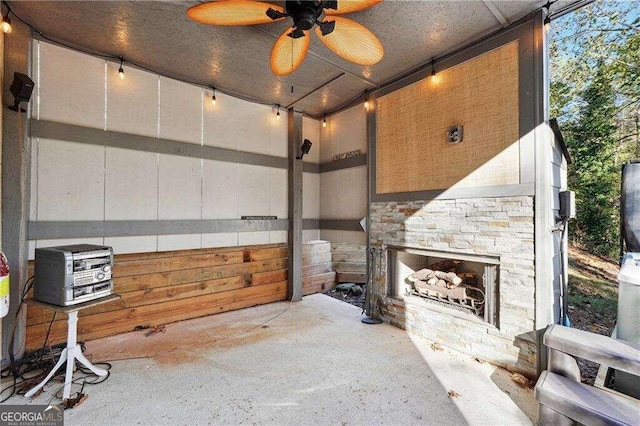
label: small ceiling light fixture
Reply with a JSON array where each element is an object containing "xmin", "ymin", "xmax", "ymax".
[
  {"xmin": 276, "ymin": 104, "xmax": 281, "ymax": 120},
  {"xmin": 364, "ymin": 93, "xmax": 370, "ymax": 111},
  {"xmin": 1, "ymin": 1, "xmax": 12, "ymax": 34},
  {"xmin": 430, "ymin": 60, "xmax": 439, "ymax": 84},
  {"xmin": 322, "ymin": 116, "xmax": 327, "ymax": 128},
  {"xmin": 118, "ymin": 56, "xmax": 125, "ymax": 80},
  {"xmin": 543, "ymin": 1, "xmax": 552, "ymax": 33},
  {"xmin": 211, "ymin": 87, "xmax": 217, "ymax": 106}
]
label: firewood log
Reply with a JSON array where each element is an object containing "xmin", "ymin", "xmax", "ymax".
[
  {"xmin": 413, "ymin": 281, "xmax": 467, "ymax": 300},
  {"xmin": 446, "ymin": 272, "xmax": 463, "ymax": 286},
  {"xmin": 407, "ymin": 268, "xmax": 433, "ymax": 282},
  {"xmin": 428, "ymin": 259, "xmax": 462, "ymax": 272},
  {"xmin": 436, "ymin": 279, "xmax": 447, "ymax": 288},
  {"xmin": 427, "ymin": 277, "xmax": 438, "ymax": 286}
]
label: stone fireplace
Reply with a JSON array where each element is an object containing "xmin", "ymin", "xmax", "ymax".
[
  {"xmin": 387, "ymin": 247, "xmax": 499, "ymax": 326},
  {"xmin": 370, "ymin": 196, "xmax": 537, "ymax": 375}
]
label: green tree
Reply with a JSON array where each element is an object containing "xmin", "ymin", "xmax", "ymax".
[
  {"xmin": 550, "ymin": 1, "xmax": 639, "ymax": 258},
  {"xmin": 565, "ymin": 63, "xmax": 620, "ymax": 257}
]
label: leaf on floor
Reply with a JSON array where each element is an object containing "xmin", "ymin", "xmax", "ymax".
[
  {"xmin": 63, "ymin": 393, "xmax": 88, "ymax": 409},
  {"xmin": 510, "ymin": 372, "xmax": 533, "ymax": 388},
  {"xmin": 448, "ymin": 390, "xmax": 460, "ymax": 398},
  {"xmin": 145, "ymin": 324, "xmax": 166, "ymax": 337},
  {"xmin": 430, "ymin": 342, "xmax": 444, "ymax": 352},
  {"xmin": 474, "ymin": 357, "xmax": 485, "ymax": 364}
]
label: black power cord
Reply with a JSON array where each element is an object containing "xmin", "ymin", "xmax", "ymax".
[{"xmin": 1, "ymin": 275, "xmax": 112, "ymax": 404}]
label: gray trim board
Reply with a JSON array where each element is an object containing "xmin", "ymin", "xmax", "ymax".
[
  {"xmin": 2, "ymin": 19, "xmax": 31, "ymax": 363},
  {"xmin": 533, "ymin": 10, "xmax": 554, "ymax": 374},
  {"xmin": 550, "ymin": 118, "xmax": 572, "ymax": 164},
  {"xmin": 372, "ymin": 183, "xmax": 535, "ymax": 203},
  {"xmin": 302, "ymin": 219, "xmax": 320, "ymax": 229},
  {"xmin": 365, "ymin": 98, "xmax": 376, "ymax": 317},
  {"xmin": 30, "ymin": 120, "xmax": 289, "ymax": 169},
  {"xmin": 319, "ymin": 155, "xmax": 367, "ymax": 173},
  {"xmin": 318, "ymin": 220, "xmax": 364, "ymax": 232},
  {"xmin": 303, "ymin": 156, "xmax": 368, "ymax": 174},
  {"xmin": 28, "ymin": 219, "xmax": 290, "ymax": 240},
  {"xmin": 29, "ymin": 218, "xmax": 324, "ymax": 240},
  {"xmin": 288, "ymin": 109, "xmax": 303, "ymax": 302},
  {"xmin": 302, "ymin": 162, "xmax": 320, "ymax": 174}
]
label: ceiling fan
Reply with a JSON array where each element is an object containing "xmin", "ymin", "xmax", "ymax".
[{"xmin": 187, "ymin": 0, "xmax": 384, "ymax": 76}]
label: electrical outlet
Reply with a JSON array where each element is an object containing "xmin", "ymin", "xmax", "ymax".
[{"xmin": 448, "ymin": 125, "xmax": 463, "ymax": 144}]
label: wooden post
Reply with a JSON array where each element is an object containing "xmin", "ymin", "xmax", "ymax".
[
  {"xmin": 1, "ymin": 20, "xmax": 31, "ymax": 363},
  {"xmin": 287, "ymin": 108, "xmax": 303, "ymax": 301}
]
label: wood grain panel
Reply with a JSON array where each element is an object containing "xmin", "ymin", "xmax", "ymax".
[
  {"xmin": 25, "ymin": 244, "xmax": 288, "ymax": 349},
  {"xmin": 376, "ymin": 41, "xmax": 520, "ymax": 194}
]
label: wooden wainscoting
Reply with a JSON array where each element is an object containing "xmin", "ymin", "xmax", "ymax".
[
  {"xmin": 302, "ymin": 240, "xmax": 336, "ymax": 295},
  {"xmin": 332, "ymin": 243, "xmax": 367, "ymax": 283},
  {"xmin": 25, "ymin": 244, "xmax": 288, "ymax": 350}
]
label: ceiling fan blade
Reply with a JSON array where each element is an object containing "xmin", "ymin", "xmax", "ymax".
[
  {"xmin": 271, "ymin": 28, "xmax": 310, "ymax": 76},
  {"xmin": 324, "ymin": 0, "xmax": 383, "ymax": 15},
  {"xmin": 187, "ymin": 0, "xmax": 285, "ymax": 26},
  {"xmin": 314, "ymin": 17, "xmax": 383, "ymax": 65}
]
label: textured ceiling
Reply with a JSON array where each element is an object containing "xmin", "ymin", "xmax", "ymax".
[{"xmin": 9, "ymin": 0, "xmax": 574, "ymax": 117}]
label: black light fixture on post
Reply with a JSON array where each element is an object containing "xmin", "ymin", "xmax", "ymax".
[{"xmin": 296, "ymin": 139, "xmax": 312, "ymax": 160}]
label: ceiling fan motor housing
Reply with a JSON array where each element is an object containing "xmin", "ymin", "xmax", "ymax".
[{"xmin": 286, "ymin": 0, "xmax": 323, "ymax": 30}]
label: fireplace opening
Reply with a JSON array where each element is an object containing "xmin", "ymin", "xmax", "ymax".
[{"xmin": 387, "ymin": 246, "xmax": 499, "ymax": 326}]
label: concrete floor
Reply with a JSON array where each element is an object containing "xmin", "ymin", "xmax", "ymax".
[{"xmin": 10, "ymin": 294, "xmax": 537, "ymax": 425}]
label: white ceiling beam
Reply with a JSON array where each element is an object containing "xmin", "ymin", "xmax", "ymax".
[{"xmin": 483, "ymin": 1, "xmax": 509, "ymax": 28}]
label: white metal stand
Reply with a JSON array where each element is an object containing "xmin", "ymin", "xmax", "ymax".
[{"xmin": 24, "ymin": 295, "xmax": 119, "ymax": 400}]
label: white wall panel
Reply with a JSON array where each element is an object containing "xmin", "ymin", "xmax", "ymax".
[
  {"xmin": 270, "ymin": 230, "xmax": 287, "ymax": 244},
  {"xmin": 320, "ymin": 171, "xmax": 339, "ymax": 219},
  {"xmin": 236, "ymin": 99, "xmax": 271, "ymax": 155},
  {"xmin": 203, "ymin": 91, "xmax": 239, "ymax": 151},
  {"xmin": 303, "ymin": 117, "xmax": 321, "ymax": 164},
  {"xmin": 270, "ymin": 113, "xmax": 288, "ymax": 158},
  {"xmin": 238, "ymin": 231, "xmax": 270, "ymax": 246},
  {"xmin": 105, "ymin": 148, "xmax": 158, "ymax": 220},
  {"xmin": 238, "ymin": 164, "xmax": 270, "ymax": 217},
  {"xmin": 202, "ymin": 160, "xmax": 239, "ymax": 219},
  {"xmin": 337, "ymin": 104, "xmax": 366, "ymax": 153},
  {"xmin": 158, "ymin": 155, "xmax": 201, "ymax": 220},
  {"xmin": 320, "ymin": 115, "xmax": 338, "ymax": 163},
  {"xmin": 30, "ymin": 139, "xmax": 38, "ymax": 221},
  {"xmin": 159, "ymin": 77, "xmax": 202, "ymax": 144},
  {"xmin": 107, "ymin": 64, "xmax": 158, "ymax": 137},
  {"xmin": 303, "ymin": 172, "xmax": 320, "ymax": 219},
  {"xmin": 158, "ymin": 234, "xmax": 201, "ymax": 251},
  {"xmin": 337, "ymin": 166, "xmax": 367, "ymax": 219},
  {"xmin": 303, "ymin": 230, "xmax": 320, "ymax": 242},
  {"xmin": 202, "ymin": 232, "xmax": 238, "ymax": 248},
  {"xmin": 320, "ymin": 230, "xmax": 366, "ymax": 245},
  {"xmin": 104, "ymin": 236, "xmax": 158, "ymax": 254},
  {"xmin": 28, "ymin": 241, "xmax": 36, "ymax": 261},
  {"xmin": 269, "ymin": 168, "xmax": 287, "ymax": 218},
  {"xmin": 37, "ymin": 43, "xmax": 104, "ymax": 128},
  {"xmin": 37, "ymin": 139, "xmax": 105, "ymax": 221}
]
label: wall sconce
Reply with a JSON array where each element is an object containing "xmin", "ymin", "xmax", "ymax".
[{"xmin": 296, "ymin": 139, "xmax": 312, "ymax": 159}]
